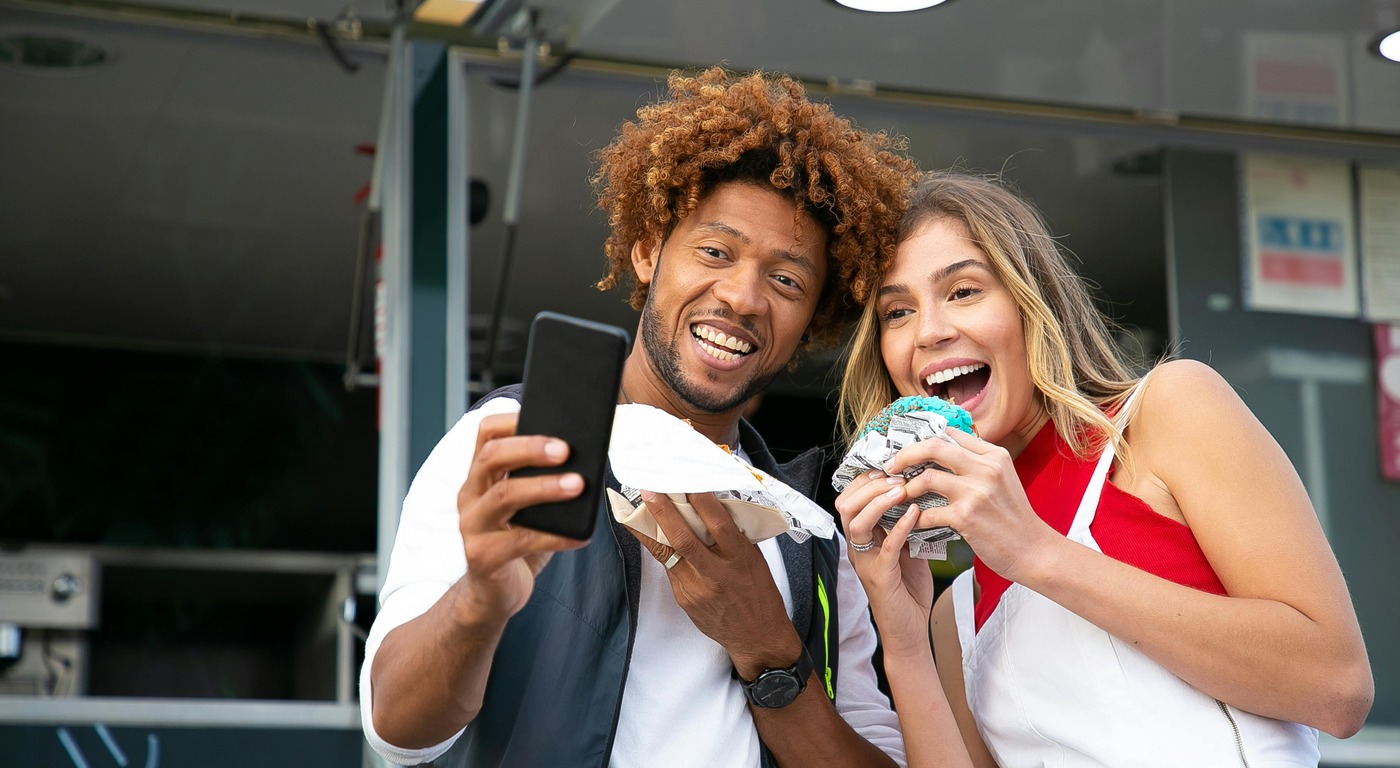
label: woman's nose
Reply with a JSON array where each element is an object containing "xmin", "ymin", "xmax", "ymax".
[{"xmin": 916, "ymin": 307, "xmax": 957, "ymax": 348}]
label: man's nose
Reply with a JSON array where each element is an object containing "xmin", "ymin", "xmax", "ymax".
[{"xmin": 712, "ymin": 264, "xmax": 765, "ymax": 316}]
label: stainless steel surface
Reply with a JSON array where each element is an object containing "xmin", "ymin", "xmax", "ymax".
[
  {"xmin": 0, "ymin": 696, "xmax": 362, "ymax": 727},
  {"xmin": 0, "ymin": 550, "xmax": 97, "ymax": 629}
]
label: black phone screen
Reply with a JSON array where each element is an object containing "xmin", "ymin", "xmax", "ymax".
[{"xmin": 510, "ymin": 312, "xmax": 629, "ymax": 540}]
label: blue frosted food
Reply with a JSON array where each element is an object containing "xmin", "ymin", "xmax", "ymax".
[{"xmin": 858, "ymin": 395, "xmax": 975, "ymax": 439}]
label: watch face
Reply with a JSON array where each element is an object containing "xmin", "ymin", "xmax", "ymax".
[{"xmin": 752, "ymin": 671, "xmax": 802, "ymax": 709}]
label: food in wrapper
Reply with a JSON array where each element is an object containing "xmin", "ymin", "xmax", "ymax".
[
  {"xmin": 605, "ymin": 403, "xmax": 836, "ymax": 545},
  {"xmin": 606, "ymin": 489, "xmax": 792, "ymax": 547},
  {"xmin": 833, "ymin": 396, "xmax": 976, "ymax": 560}
]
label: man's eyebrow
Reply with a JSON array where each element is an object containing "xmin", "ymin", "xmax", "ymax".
[
  {"xmin": 876, "ymin": 259, "xmax": 991, "ymax": 298},
  {"xmin": 693, "ymin": 221, "xmax": 820, "ymax": 280},
  {"xmin": 693, "ymin": 221, "xmax": 749, "ymax": 243},
  {"xmin": 777, "ymin": 248, "xmax": 820, "ymax": 281}
]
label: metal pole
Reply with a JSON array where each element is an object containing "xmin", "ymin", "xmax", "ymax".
[
  {"xmin": 481, "ymin": 16, "xmax": 540, "ymax": 390},
  {"xmin": 375, "ymin": 22, "xmax": 414, "ymax": 591},
  {"xmin": 446, "ymin": 48, "xmax": 470, "ymax": 423}
]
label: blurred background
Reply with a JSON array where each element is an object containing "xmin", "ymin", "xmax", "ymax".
[{"xmin": 1, "ymin": 0, "xmax": 1399, "ymax": 764}]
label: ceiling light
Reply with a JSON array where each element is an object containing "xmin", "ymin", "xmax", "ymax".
[
  {"xmin": 413, "ymin": 0, "xmax": 483, "ymax": 26},
  {"xmin": 1376, "ymin": 29, "xmax": 1400, "ymax": 63},
  {"xmin": 830, "ymin": 0, "xmax": 952, "ymax": 12}
]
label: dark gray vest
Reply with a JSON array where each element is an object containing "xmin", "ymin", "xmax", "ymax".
[{"xmin": 436, "ymin": 385, "xmax": 840, "ymax": 767}]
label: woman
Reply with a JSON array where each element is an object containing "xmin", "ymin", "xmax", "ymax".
[{"xmin": 833, "ymin": 171, "xmax": 1373, "ymax": 767}]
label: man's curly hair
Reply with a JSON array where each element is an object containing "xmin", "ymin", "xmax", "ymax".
[{"xmin": 592, "ymin": 67, "xmax": 920, "ymax": 348}]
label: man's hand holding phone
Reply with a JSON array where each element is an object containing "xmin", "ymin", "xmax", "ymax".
[{"xmin": 454, "ymin": 412, "xmax": 590, "ymax": 623}]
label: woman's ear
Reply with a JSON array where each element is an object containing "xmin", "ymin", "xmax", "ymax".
[{"xmin": 631, "ymin": 239, "xmax": 660, "ymax": 286}]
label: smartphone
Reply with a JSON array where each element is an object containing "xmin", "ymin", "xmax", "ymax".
[{"xmin": 510, "ymin": 312, "xmax": 630, "ymax": 539}]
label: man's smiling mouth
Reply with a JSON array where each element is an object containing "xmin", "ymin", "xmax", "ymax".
[{"xmin": 691, "ymin": 323, "xmax": 755, "ymax": 361}]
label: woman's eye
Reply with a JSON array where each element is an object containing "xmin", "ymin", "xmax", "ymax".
[
  {"xmin": 880, "ymin": 307, "xmax": 912, "ymax": 323},
  {"xmin": 950, "ymin": 285, "xmax": 981, "ymax": 301}
]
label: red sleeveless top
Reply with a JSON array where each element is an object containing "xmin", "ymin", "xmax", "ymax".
[{"xmin": 972, "ymin": 421, "xmax": 1227, "ymax": 631}]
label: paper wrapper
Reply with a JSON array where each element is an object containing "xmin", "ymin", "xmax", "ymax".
[
  {"xmin": 832, "ymin": 408, "xmax": 965, "ymax": 560},
  {"xmin": 606, "ymin": 490, "xmax": 791, "ymax": 547},
  {"xmin": 606, "ymin": 404, "xmax": 836, "ymax": 544}
]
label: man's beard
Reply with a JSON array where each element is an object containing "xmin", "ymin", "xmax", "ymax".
[{"xmin": 640, "ymin": 294, "xmax": 779, "ymax": 415}]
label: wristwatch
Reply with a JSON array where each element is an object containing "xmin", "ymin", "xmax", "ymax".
[{"xmin": 737, "ymin": 648, "xmax": 813, "ymax": 709}]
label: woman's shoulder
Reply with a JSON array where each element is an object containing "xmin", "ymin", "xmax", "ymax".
[
  {"xmin": 1126, "ymin": 358, "xmax": 1264, "ymax": 477},
  {"xmin": 1134, "ymin": 358, "xmax": 1243, "ymax": 424}
]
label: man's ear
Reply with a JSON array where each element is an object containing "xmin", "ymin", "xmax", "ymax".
[{"xmin": 631, "ymin": 239, "xmax": 660, "ymax": 286}]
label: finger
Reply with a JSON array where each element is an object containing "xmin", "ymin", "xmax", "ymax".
[
  {"xmin": 466, "ymin": 525, "xmax": 588, "ymax": 574},
  {"xmin": 465, "ymin": 430, "xmax": 570, "ymax": 498},
  {"xmin": 475, "ymin": 412, "xmax": 520, "ymax": 451},
  {"xmin": 883, "ymin": 436, "xmax": 960, "ymax": 476},
  {"xmin": 946, "ymin": 426, "xmax": 998, "ymax": 455},
  {"xmin": 687, "ymin": 491, "xmax": 748, "ymax": 550},
  {"xmin": 838, "ymin": 468, "xmax": 889, "ymax": 498},
  {"xmin": 626, "ymin": 526, "xmax": 680, "ymax": 571},
  {"xmin": 460, "ymin": 471, "xmax": 585, "ymax": 535},
  {"xmin": 846, "ymin": 483, "xmax": 906, "ymax": 554},
  {"xmin": 835, "ymin": 471, "xmax": 905, "ymax": 522},
  {"xmin": 880, "ymin": 503, "xmax": 920, "ymax": 559},
  {"xmin": 641, "ymin": 490, "xmax": 708, "ymax": 562}
]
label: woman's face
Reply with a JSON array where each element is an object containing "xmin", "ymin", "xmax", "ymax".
[{"xmin": 875, "ymin": 216, "xmax": 1048, "ymax": 455}]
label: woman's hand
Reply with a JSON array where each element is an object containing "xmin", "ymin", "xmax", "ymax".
[
  {"xmin": 883, "ymin": 430, "xmax": 1061, "ymax": 585},
  {"xmin": 834, "ymin": 470, "xmax": 934, "ymax": 657}
]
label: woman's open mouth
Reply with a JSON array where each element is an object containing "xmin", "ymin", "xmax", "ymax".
[{"xmin": 921, "ymin": 362, "xmax": 989, "ymax": 406}]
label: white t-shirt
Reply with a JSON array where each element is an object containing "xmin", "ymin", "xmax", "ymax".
[{"xmin": 360, "ymin": 398, "xmax": 907, "ymax": 767}]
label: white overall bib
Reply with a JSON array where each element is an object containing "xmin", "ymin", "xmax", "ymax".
[{"xmin": 952, "ymin": 388, "xmax": 1320, "ymax": 767}]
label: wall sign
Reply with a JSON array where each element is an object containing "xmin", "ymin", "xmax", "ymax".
[
  {"xmin": 1360, "ymin": 167, "xmax": 1400, "ymax": 322},
  {"xmin": 1242, "ymin": 154, "xmax": 1359, "ymax": 317}
]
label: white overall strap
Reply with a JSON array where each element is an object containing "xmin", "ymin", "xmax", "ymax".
[
  {"xmin": 951, "ymin": 569, "xmax": 977, "ymax": 654},
  {"xmin": 1066, "ymin": 372, "xmax": 1153, "ymax": 541}
]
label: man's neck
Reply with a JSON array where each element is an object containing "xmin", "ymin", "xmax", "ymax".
[{"xmin": 618, "ymin": 355, "xmax": 742, "ymax": 448}]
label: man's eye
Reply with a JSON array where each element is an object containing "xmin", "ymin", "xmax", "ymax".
[{"xmin": 700, "ymin": 247, "xmax": 728, "ymax": 260}]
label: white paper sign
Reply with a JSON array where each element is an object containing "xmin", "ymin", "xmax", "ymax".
[
  {"xmin": 1360, "ymin": 167, "xmax": 1400, "ymax": 322},
  {"xmin": 1242, "ymin": 31, "xmax": 1349, "ymax": 127},
  {"xmin": 1242, "ymin": 154, "xmax": 1359, "ymax": 317}
]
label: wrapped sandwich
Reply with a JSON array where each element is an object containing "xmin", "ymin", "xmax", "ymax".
[{"xmin": 832, "ymin": 395, "xmax": 975, "ymax": 560}]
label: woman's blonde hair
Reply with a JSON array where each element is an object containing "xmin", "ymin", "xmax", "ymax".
[{"xmin": 837, "ymin": 171, "xmax": 1145, "ymax": 459}]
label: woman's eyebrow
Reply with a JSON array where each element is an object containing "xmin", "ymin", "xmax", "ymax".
[
  {"xmin": 876, "ymin": 259, "xmax": 991, "ymax": 299},
  {"xmin": 929, "ymin": 259, "xmax": 991, "ymax": 283}
]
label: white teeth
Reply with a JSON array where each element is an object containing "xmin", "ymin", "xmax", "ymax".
[
  {"xmin": 692, "ymin": 324, "xmax": 753, "ymax": 354},
  {"xmin": 924, "ymin": 363, "xmax": 986, "ymax": 387}
]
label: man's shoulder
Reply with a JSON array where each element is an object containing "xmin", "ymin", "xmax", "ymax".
[
  {"xmin": 472, "ymin": 383, "xmax": 525, "ymax": 409},
  {"xmin": 738, "ymin": 419, "xmax": 827, "ymax": 506}
]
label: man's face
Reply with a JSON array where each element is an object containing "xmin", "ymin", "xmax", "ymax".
[{"xmin": 632, "ymin": 181, "xmax": 828, "ymax": 415}]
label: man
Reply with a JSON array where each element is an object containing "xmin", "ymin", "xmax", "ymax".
[{"xmin": 361, "ymin": 67, "xmax": 919, "ymax": 767}]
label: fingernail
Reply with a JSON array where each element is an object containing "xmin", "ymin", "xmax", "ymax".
[
  {"xmin": 884, "ymin": 486, "xmax": 904, "ymax": 499},
  {"xmin": 545, "ymin": 440, "xmax": 568, "ymax": 460},
  {"xmin": 866, "ymin": 470, "xmax": 883, "ymax": 480},
  {"xmin": 885, "ymin": 476, "xmax": 904, "ymax": 485},
  {"xmin": 639, "ymin": 489, "xmax": 655, "ymax": 502},
  {"xmin": 559, "ymin": 474, "xmax": 583, "ymax": 492}
]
